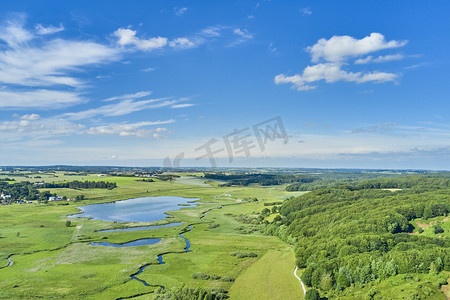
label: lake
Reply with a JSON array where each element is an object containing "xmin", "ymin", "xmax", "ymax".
[{"xmin": 69, "ymin": 196, "xmax": 199, "ymax": 222}]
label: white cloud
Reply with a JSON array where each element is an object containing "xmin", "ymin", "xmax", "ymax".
[
  {"xmin": 20, "ymin": 113, "xmax": 40, "ymax": 120},
  {"xmin": 0, "ymin": 89, "xmax": 83, "ymax": 108},
  {"xmin": 141, "ymin": 67, "xmax": 156, "ymax": 72},
  {"xmin": 268, "ymin": 43, "xmax": 277, "ymax": 53},
  {"xmin": 113, "ymin": 25, "xmax": 225, "ymax": 53},
  {"xmin": 63, "ymin": 98, "xmax": 176, "ymax": 120},
  {"xmin": 171, "ymin": 103, "xmax": 195, "ymax": 109},
  {"xmin": 0, "ymin": 17, "xmax": 33, "ymax": 47},
  {"xmin": 355, "ymin": 54, "xmax": 404, "ymax": 64},
  {"xmin": 169, "ymin": 37, "xmax": 197, "ymax": 49},
  {"xmin": 0, "ymin": 26, "xmax": 119, "ymax": 88},
  {"xmin": 174, "ymin": 7, "xmax": 188, "ymax": 16},
  {"xmin": 199, "ymin": 26, "xmax": 223, "ymax": 37},
  {"xmin": 275, "ymin": 63, "xmax": 398, "ymax": 91},
  {"xmin": 233, "ymin": 28, "xmax": 253, "ymax": 40},
  {"xmin": 86, "ymin": 120, "xmax": 174, "ymax": 137},
  {"xmin": 228, "ymin": 28, "xmax": 254, "ymax": 47},
  {"xmin": 275, "ymin": 33, "xmax": 407, "ymax": 91},
  {"xmin": 0, "ymin": 116, "xmax": 85, "ymax": 141},
  {"xmin": 300, "ymin": 8, "xmax": 312, "ymax": 15},
  {"xmin": 104, "ymin": 91, "xmax": 152, "ymax": 102},
  {"xmin": 114, "ymin": 28, "xmax": 167, "ymax": 51},
  {"xmin": 308, "ymin": 33, "xmax": 407, "ymax": 63},
  {"xmin": 35, "ymin": 23, "xmax": 64, "ymax": 35},
  {"xmin": 0, "ymin": 16, "xmax": 121, "ymax": 109}
]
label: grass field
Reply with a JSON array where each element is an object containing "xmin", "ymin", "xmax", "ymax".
[
  {"xmin": 0, "ymin": 174, "xmax": 302, "ymax": 299},
  {"xmin": 229, "ymin": 248, "xmax": 304, "ymax": 300}
]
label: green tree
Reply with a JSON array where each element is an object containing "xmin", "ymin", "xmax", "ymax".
[
  {"xmin": 65, "ymin": 220, "xmax": 72, "ymax": 227},
  {"xmin": 301, "ymin": 267, "xmax": 313, "ymax": 286},
  {"xmin": 433, "ymin": 224, "xmax": 444, "ymax": 234},
  {"xmin": 321, "ymin": 273, "xmax": 334, "ymax": 291},
  {"xmin": 305, "ymin": 289, "xmax": 320, "ymax": 300}
]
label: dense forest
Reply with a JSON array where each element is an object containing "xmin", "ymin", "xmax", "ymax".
[{"xmin": 266, "ymin": 176, "xmax": 450, "ymax": 297}]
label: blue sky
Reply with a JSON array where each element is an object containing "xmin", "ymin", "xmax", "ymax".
[{"xmin": 1, "ymin": 1, "xmax": 450, "ymax": 169}]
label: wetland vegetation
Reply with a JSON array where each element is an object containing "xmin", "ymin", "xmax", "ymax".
[{"xmin": 0, "ymin": 167, "xmax": 448, "ymax": 299}]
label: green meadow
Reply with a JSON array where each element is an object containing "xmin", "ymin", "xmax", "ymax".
[{"xmin": 0, "ymin": 174, "xmax": 303, "ymax": 299}]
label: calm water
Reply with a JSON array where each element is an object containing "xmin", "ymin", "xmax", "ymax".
[
  {"xmin": 90, "ymin": 238, "xmax": 162, "ymax": 247},
  {"xmin": 69, "ymin": 196, "xmax": 199, "ymax": 222}
]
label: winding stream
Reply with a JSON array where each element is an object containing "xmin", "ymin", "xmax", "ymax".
[
  {"xmin": 7, "ymin": 255, "xmax": 13, "ymax": 267},
  {"xmin": 179, "ymin": 225, "xmax": 193, "ymax": 252},
  {"xmin": 130, "ymin": 225, "xmax": 194, "ymax": 287}
]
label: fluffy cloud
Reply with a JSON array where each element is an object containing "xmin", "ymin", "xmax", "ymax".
[
  {"xmin": 169, "ymin": 37, "xmax": 197, "ymax": 49},
  {"xmin": 275, "ymin": 33, "xmax": 407, "ymax": 91},
  {"xmin": 114, "ymin": 28, "xmax": 168, "ymax": 51},
  {"xmin": 308, "ymin": 33, "xmax": 407, "ymax": 63},
  {"xmin": 275, "ymin": 63, "xmax": 398, "ymax": 91}
]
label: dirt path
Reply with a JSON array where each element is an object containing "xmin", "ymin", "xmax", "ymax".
[{"xmin": 294, "ymin": 267, "xmax": 306, "ymax": 295}]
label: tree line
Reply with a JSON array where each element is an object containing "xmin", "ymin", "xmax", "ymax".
[
  {"xmin": 204, "ymin": 172, "xmax": 316, "ymax": 186},
  {"xmin": 40, "ymin": 180, "xmax": 117, "ymax": 189}
]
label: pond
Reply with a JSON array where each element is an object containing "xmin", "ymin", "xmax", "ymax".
[
  {"xmin": 69, "ymin": 196, "xmax": 199, "ymax": 222},
  {"xmin": 90, "ymin": 238, "xmax": 162, "ymax": 247}
]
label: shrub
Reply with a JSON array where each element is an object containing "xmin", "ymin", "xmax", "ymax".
[
  {"xmin": 220, "ymin": 276, "xmax": 234, "ymax": 282},
  {"xmin": 192, "ymin": 272, "xmax": 210, "ymax": 280},
  {"xmin": 433, "ymin": 224, "xmax": 444, "ymax": 234},
  {"xmin": 230, "ymin": 251, "xmax": 257, "ymax": 258}
]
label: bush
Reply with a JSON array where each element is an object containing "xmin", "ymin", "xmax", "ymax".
[
  {"xmin": 433, "ymin": 224, "xmax": 444, "ymax": 234},
  {"xmin": 210, "ymin": 274, "xmax": 221, "ymax": 280},
  {"xmin": 305, "ymin": 289, "xmax": 320, "ymax": 300},
  {"xmin": 230, "ymin": 251, "xmax": 257, "ymax": 258},
  {"xmin": 220, "ymin": 276, "xmax": 234, "ymax": 282},
  {"xmin": 192, "ymin": 272, "xmax": 210, "ymax": 280}
]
